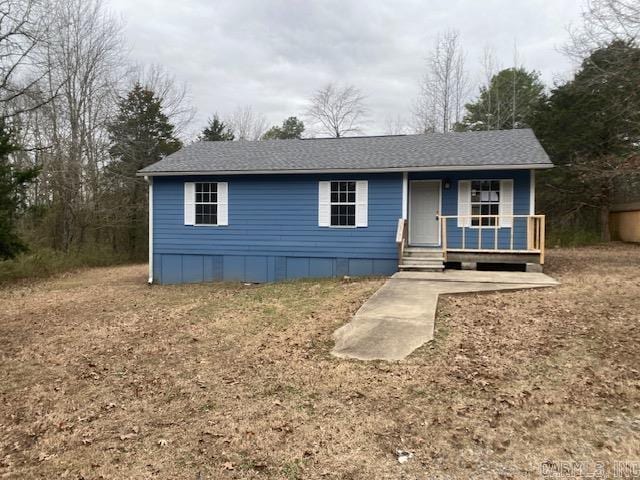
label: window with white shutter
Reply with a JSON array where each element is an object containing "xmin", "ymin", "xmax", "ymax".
[
  {"xmin": 457, "ymin": 180, "xmax": 471, "ymax": 227},
  {"xmin": 458, "ymin": 179, "xmax": 514, "ymax": 228},
  {"xmin": 319, "ymin": 180, "xmax": 368, "ymax": 228},
  {"xmin": 499, "ymin": 179, "xmax": 513, "ymax": 227},
  {"xmin": 184, "ymin": 181, "xmax": 228, "ymax": 226},
  {"xmin": 217, "ymin": 182, "xmax": 228, "ymax": 226},
  {"xmin": 184, "ymin": 182, "xmax": 195, "ymax": 225},
  {"xmin": 318, "ymin": 181, "xmax": 330, "ymax": 227},
  {"xmin": 355, "ymin": 180, "xmax": 368, "ymax": 227}
]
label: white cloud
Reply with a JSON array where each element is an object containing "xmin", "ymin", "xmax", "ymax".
[{"xmin": 109, "ymin": 0, "xmax": 584, "ymax": 137}]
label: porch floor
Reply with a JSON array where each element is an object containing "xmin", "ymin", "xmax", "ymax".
[{"xmin": 331, "ymin": 270, "xmax": 558, "ymax": 361}]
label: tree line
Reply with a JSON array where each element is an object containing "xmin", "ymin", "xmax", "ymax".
[{"xmin": 1, "ymin": 0, "xmax": 638, "ymax": 265}]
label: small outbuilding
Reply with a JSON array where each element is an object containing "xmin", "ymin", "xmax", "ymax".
[{"xmin": 610, "ymin": 202, "xmax": 640, "ymax": 243}]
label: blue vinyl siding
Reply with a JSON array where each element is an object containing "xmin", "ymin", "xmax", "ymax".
[
  {"xmin": 152, "ymin": 169, "xmax": 534, "ymax": 284},
  {"xmin": 409, "ymin": 170, "xmax": 532, "ymax": 250},
  {"xmin": 152, "ymin": 173, "xmax": 402, "ymax": 283}
]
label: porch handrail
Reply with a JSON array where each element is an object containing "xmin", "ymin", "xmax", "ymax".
[
  {"xmin": 439, "ymin": 214, "xmax": 546, "ymax": 263},
  {"xmin": 396, "ymin": 218, "xmax": 407, "ymax": 264}
]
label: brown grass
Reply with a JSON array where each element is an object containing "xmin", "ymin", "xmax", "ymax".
[{"xmin": 1, "ymin": 243, "xmax": 640, "ymax": 479}]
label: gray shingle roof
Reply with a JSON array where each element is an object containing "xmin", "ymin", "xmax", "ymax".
[{"xmin": 138, "ymin": 128, "xmax": 552, "ymax": 175}]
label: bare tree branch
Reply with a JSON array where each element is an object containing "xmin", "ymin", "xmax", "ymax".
[
  {"xmin": 414, "ymin": 30, "xmax": 468, "ymax": 133},
  {"xmin": 228, "ymin": 105, "xmax": 267, "ymax": 141},
  {"xmin": 383, "ymin": 114, "xmax": 410, "ymax": 135},
  {"xmin": 128, "ymin": 63, "xmax": 196, "ymax": 137},
  {"xmin": 565, "ymin": 0, "xmax": 640, "ymax": 58},
  {"xmin": 305, "ymin": 83, "xmax": 367, "ymax": 138},
  {"xmin": 0, "ymin": 0, "xmax": 53, "ymax": 116}
]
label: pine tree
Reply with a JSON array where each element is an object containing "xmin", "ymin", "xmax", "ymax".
[
  {"xmin": 532, "ymin": 40, "xmax": 640, "ymax": 240},
  {"xmin": 108, "ymin": 83, "xmax": 182, "ymax": 173},
  {"xmin": 455, "ymin": 68, "xmax": 545, "ymax": 131},
  {"xmin": 200, "ymin": 115, "xmax": 235, "ymax": 141},
  {"xmin": 107, "ymin": 83, "xmax": 182, "ymax": 257},
  {"xmin": 0, "ymin": 123, "xmax": 39, "ymax": 259}
]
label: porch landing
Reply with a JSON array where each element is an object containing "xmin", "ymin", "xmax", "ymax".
[{"xmin": 331, "ymin": 270, "xmax": 558, "ymax": 361}]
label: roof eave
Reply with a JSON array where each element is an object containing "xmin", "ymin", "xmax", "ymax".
[{"xmin": 137, "ymin": 163, "xmax": 554, "ymax": 177}]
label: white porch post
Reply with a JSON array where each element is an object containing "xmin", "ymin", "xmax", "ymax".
[
  {"xmin": 402, "ymin": 172, "xmax": 408, "ymax": 219},
  {"xmin": 530, "ymin": 169, "xmax": 536, "ymax": 215}
]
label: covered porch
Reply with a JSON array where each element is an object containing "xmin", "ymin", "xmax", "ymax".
[
  {"xmin": 395, "ymin": 170, "xmax": 547, "ymax": 270},
  {"xmin": 396, "ymin": 214, "xmax": 546, "ymax": 266}
]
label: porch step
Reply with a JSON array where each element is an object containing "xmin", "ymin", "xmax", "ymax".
[
  {"xmin": 398, "ymin": 263, "xmax": 444, "ymax": 272},
  {"xmin": 399, "ymin": 247, "xmax": 445, "ymax": 272},
  {"xmin": 403, "ymin": 250, "xmax": 445, "ymax": 259},
  {"xmin": 400, "ymin": 258, "xmax": 444, "ymax": 266}
]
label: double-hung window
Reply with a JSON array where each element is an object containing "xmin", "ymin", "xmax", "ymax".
[
  {"xmin": 470, "ymin": 180, "xmax": 500, "ymax": 226},
  {"xmin": 184, "ymin": 181, "xmax": 228, "ymax": 226},
  {"xmin": 318, "ymin": 180, "xmax": 368, "ymax": 228},
  {"xmin": 330, "ymin": 181, "xmax": 356, "ymax": 227},
  {"xmin": 195, "ymin": 182, "xmax": 218, "ymax": 225},
  {"xmin": 458, "ymin": 179, "xmax": 513, "ymax": 228}
]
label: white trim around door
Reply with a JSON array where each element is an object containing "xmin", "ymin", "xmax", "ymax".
[
  {"xmin": 408, "ymin": 179, "xmax": 442, "ymax": 246},
  {"xmin": 402, "ymin": 172, "xmax": 408, "ymax": 220}
]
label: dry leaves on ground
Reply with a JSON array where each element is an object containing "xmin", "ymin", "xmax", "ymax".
[{"xmin": 1, "ymin": 243, "xmax": 639, "ymax": 479}]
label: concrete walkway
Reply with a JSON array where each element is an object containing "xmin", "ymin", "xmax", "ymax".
[{"xmin": 331, "ymin": 270, "xmax": 558, "ymax": 361}]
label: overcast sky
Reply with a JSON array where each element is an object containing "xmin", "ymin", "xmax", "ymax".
[{"xmin": 108, "ymin": 0, "xmax": 585, "ymax": 138}]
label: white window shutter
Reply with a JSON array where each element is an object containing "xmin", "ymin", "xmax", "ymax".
[
  {"xmin": 457, "ymin": 180, "xmax": 471, "ymax": 227},
  {"xmin": 499, "ymin": 179, "xmax": 514, "ymax": 227},
  {"xmin": 318, "ymin": 181, "xmax": 330, "ymax": 227},
  {"xmin": 217, "ymin": 182, "xmax": 228, "ymax": 226},
  {"xmin": 355, "ymin": 180, "xmax": 368, "ymax": 227},
  {"xmin": 184, "ymin": 182, "xmax": 195, "ymax": 225}
]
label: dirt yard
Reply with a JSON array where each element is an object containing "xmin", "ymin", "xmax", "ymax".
[{"xmin": 1, "ymin": 244, "xmax": 639, "ymax": 479}]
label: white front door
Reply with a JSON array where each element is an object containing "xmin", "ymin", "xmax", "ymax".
[{"xmin": 409, "ymin": 180, "xmax": 441, "ymax": 245}]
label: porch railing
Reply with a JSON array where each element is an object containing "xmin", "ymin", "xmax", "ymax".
[
  {"xmin": 396, "ymin": 218, "xmax": 407, "ymax": 263},
  {"xmin": 396, "ymin": 214, "xmax": 546, "ymax": 265},
  {"xmin": 439, "ymin": 214, "xmax": 546, "ymax": 263}
]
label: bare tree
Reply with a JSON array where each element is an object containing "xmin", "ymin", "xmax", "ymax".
[
  {"xmin": 33, "ymin": 0, "xmax": 124, "ymax": 250},
  {"xmin": 0, "ymin": 0, "xmax": 55, "ymax": 215},
  {"xmin": 383, "ymin": 114, "xmax": 410, "ymax": 135},
  {"xmin": 511, "ymin": 41, "xmax": 519, "ymax": 129},
  {"xmin": 480, "ymin": 46, "xmax": 500, "ymax": 130},
  {"xmin": 0, "ymin": 0, "xmax": 53, "ymax": 117},
  {"xmin": 453, "ymin": 46, "xmax": 470, "ymax": 126},
  {"xmin": 414, "ymin": 30, "xmax": 468, "ymax": 133},
  {"xmin": 0, "ymin": 0, "xmax": 197, "ymax": 258},
  {"xmin": 305, "ymin": 83, "xmax": 367, "ymax": 138},
  {"xmin": 554, "ymin": 0, "xmax": 640, "ymax": 239},
  {"xmin": 567, "ymin": 0, "xmax": 639, "ymax": 56},
  {"xmin": 228, "ymin": 105, "xmax": 267, "ymax": 141},
  {"xmin": 411, "ymin": 90, "xmax": 436, "ymax": 133},
  {"xmin": 563, "ymin": 0, "xmax": 639, "ymax": 132},
  {"xmin": 129, "ymin": 63, "xmax": 195, "ymax": 137}
]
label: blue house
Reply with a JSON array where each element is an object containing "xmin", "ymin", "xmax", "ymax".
[{"xmin": 138, "ymin": 129, "xmax": 553, "ymax": 284}]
